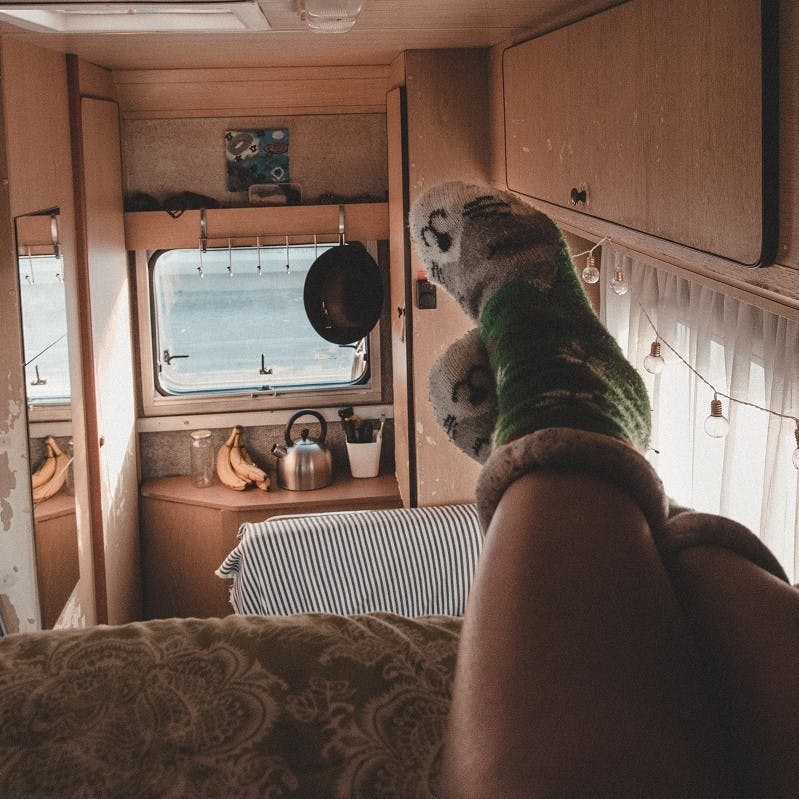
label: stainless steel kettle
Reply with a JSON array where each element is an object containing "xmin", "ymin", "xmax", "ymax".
[{"xmin": 271, "ymin": 409, "xmax": 333, "ymax": 490}]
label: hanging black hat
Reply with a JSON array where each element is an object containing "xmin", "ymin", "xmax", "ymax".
[{"xmin": 303, "ymin": 241, "xmax": 383, "ymax": 345}]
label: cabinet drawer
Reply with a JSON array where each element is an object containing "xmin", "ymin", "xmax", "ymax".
[{"xmin": 503, "ymin": 0, "xmax": 774, "ymax": 266}]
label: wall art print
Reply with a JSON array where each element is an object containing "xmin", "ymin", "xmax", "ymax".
[{"xmin": 225, "ymin": 128, "xmax": 290, "ymax": 192}]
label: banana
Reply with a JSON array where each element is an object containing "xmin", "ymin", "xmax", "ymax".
[
  {"xmin": 31, "ymin": 438, "xmax": 57, "ymax": 489},
  {"xmin": 238, "ymin": 430, "xmax": 270, "ymax": 490},
  {"xmin": 230, "ymin": 427, "xmax": 270, "ymax": 486},
  {"xmin": 216, "ymin": 427, "xmax": 249, "ymax": 490},
  {"xmin": 32, "ymin": 437, "xmax": 70, "ymax": 503}
]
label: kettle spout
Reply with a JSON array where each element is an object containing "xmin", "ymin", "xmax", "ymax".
[{"xmin": 271, "ymin": 443, "xmax": 287, "ymax": 458}]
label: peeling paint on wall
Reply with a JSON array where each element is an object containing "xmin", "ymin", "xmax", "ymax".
[
  {"xmin": 0, "ymin": 448, "xmax": 17, "ymax": 532},
  {"xmin": 0, "ymin": 594, "xmax": 19, "ymax": 632},
  {"xmin": 2, "ymin": 396, "xmax": 24, "ymax": 531}
]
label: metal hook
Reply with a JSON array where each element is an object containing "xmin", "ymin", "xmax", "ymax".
[
  {"xmin": 285, "ymin": 235, "xmax": 290, "ymax": 274},
  {"xmin": 227, "ymin": 238, "xmax": 233, "ymax": 276},
  {"xmin": 49, "ymin": 213, "xmax": 60, "ymax": 260},
  {"xmin": 256, "ymin": 235, "xmax": 262, "ymax": 276},
  {"xmin": 197, "ymin": 239, "xmax": 204, "ymax": 278},
  {"xmin": 338, "ymin": 204, "xmax": 346, "ymax": 246},
  {"xmin": 26, "ymin": 245, "xmax": 34, "ymax": 285},
  {"xmin": 200, "ymin": 208, "xmax": 208, "ymax": 253}
]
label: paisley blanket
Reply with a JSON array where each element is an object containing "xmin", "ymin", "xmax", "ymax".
[{"xmin": 0, "ymin": 613, "xmax": 461, "ymax": 799}]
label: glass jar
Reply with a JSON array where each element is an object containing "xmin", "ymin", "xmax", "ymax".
[{"xmin": 190, "ymin": 429, "xmax": 215, "ymax": 487}]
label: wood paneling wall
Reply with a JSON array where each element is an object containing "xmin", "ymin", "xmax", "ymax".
[
  {"xmin": 113, "ymin": 66, "xmax": 391, "ymax": 119},
  {"xmin": 392, "ymin": 50, "xmax": 491, "ymax": 507},
  {"xmin": 0, "ymin": 39, "xmax": 96, "ymax": 632}
]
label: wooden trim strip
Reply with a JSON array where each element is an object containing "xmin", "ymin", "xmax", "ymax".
[
  {"xmin": 121, "ymin": 104, "xmax": 386, "ymax": 120},
  {"xmin": 125, "ymin": 202, "xmax": 389, "ymax": 251},
  {"xmin": 113, "ymin": 65, "xmax": 391, "ymax": 85},
  {"xmin": 113, "ymin": 65, "xmax": 391, "ymax": 119},
  {"xmin": 66, "ymin": 54, "xmax": 108, "ymax": 625}
]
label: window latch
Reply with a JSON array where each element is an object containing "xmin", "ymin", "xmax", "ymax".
[
  {"xmin": 259, "ymin": 354, "xmax": 273, "ymax": 375},
  {"xmin": 163, "ymin": 349, "xmax": 189, "ymax": 365}
]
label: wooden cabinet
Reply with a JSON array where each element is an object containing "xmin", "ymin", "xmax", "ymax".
[
  {"xmin": 503, "ymin": 0, "xmax": 775, "ymax": 266},
  {"xmin": 33, "ymin": 494, "xmax": 79, "ymax": 629},
  {"xmin": 140, "ymin": 474, "xmax": 402, "ymax": 619}
]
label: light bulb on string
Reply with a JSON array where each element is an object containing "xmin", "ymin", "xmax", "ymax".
[
  {"xmin": 581, "ymin": 253, "xmax": 600, "ymax": 284},
  {"xmin": 643, "ymin": 340, "xmax": 665, "ymax": 374},
  {"xmin": 610, "ymin": 267, "xmax": 628, "ymax": 295},
  {"xmin": 792, "ymin": 424, "xmax": 799, "ymax": 470},
  {"xmin": 704, "ymin": 394, "xmax": 730, "ymax": 438}
]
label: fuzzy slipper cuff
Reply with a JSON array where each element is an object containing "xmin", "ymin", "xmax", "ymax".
[
  {"xmin": 475, "ymin": 427, "xmax": 669, "ymax": 533},
  {"xmin": 654, "ymin": 511, "xmax": 789, "ymax": 584}
]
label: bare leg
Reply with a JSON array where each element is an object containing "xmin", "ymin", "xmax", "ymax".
[
  {"xmin": 665, "ymin": 547, "xmax": 799, "ymax": 799},
  {"xmin": 440, "ymin": 471, "xmax": 736, "ymax": 799}
]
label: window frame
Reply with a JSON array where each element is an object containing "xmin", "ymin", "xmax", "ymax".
[{"xmin": 134, "ymin": 242, "xmax": 383, "ymax": 418}]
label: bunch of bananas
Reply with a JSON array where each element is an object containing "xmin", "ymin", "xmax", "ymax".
[
  {"xmin": 216, "ymin": 425, "xmax": 271, "ymax": 491},
  {"xmin": 31, "ymin": 436, "xmax": 71, "ymax": 502}
]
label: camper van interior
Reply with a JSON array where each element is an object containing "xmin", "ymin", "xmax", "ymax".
[{"xmin": 0, "ymin": 0, "xmax": 797, "ymax": 795}]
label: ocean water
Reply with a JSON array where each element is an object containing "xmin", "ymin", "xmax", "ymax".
[
  {"xmin": 153, "ymin": 246, "xmax": 364, "ymax": 394},
  {"xmin": 19, "ymin": 256, "xmax": 71, "ymax": 403}
]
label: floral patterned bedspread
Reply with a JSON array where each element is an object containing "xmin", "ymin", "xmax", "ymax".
[{"xmin": 0, "ymin": 613, "xmax": 461, "ymax": 798}]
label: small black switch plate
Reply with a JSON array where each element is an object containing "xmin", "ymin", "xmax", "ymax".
[{"xmin": 416, "ymin": 277, "xmax": 437, "ymax": 309}]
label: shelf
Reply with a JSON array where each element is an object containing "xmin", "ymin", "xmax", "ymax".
[
  {"xmin": 140, "ymin": 472, "xmax": 401, "ymax": 514},
  {"xmin": 124, "ymin": 201, "xmax": 389, "ymax": 251}
]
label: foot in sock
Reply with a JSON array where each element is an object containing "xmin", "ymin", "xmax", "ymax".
[
  {"xmin": 428, "ymin": 328, "xmax": 496, "ymax": 463},
  {"xmin": 410, "ymin": 181, "xmax": 651, "ymax": 451},
  {"xmin": 409, "ymin": 182, "xmax": 663, "ymax": 529}
]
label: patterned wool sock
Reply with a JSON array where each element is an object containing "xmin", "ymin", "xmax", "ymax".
[
  {"xmin": 428, "ymin": 328, "xmax": 496, "ymax": 464},
  {"xmin": 410, "ymin": 182, "xmax": 664, "ymax": 530},
  {"xmin": 410, "ymin": 181, "xmax": 651, "ymax": 452}
]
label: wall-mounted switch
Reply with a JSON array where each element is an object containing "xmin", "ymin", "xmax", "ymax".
[{"xmin": 416, "ymin": 271, "xmax": 437, "ymax": 309}]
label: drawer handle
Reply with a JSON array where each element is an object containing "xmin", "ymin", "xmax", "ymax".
[{"xmin": 570, "ymin": 187, "xmax": 587, "ymax": 205}]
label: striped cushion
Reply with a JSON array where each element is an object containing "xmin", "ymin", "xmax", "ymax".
[{"xmin": 217, "ymin": 504, "xmax": 483, "ymax": 617}]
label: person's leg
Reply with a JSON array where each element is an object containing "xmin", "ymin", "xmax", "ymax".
[
  {"xmin": 660, "ymin": 533, "xmax": 799, "ymax": 799},
  {"xmin": 439, "ymin": 471, "xmax": 736, "ymax": 798},
  {"xmin": 406, "ymin": 182, "xmax": 740, "ymax": 797}
]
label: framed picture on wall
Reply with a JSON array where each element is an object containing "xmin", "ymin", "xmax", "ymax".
[{"xmin": 225, "ymin": 128, "xmax": 290, "ymax": 192}]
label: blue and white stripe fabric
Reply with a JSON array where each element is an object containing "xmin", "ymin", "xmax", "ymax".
[{"xmin": 216, "ymin": 504, "xmax": 483, "ymax": 617}]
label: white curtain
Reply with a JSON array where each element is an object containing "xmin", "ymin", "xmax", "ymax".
[{"xmin": 601, "ymin": 248, "xmax": 799, "ymax": 582}]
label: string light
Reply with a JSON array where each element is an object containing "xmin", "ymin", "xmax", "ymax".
[
  {"xmin": 643, "ymin": 340, "xmax": 664, "ymax": 374},
  {"xmin": 704, "ymin": 393, "xmax": 730, "ymax": 438},
  {"xmin": 610, "ymin": 266, "xmax": 629, "ymax": 295},
  {"xmin": 573, "ymin": 236, "xmax": 609, "ymax": 285},
  {"xmin": 582, "ymin": 254, "xmax": 600, "ymax": 284},
  {"xmin": 639, "ymin": 307, "xmax": 799, "ymax": 462}
]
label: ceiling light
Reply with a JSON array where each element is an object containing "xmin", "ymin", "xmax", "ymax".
[
  {"xmin": 0, "ymin": 1, "xmax": 269, "ymax": 33},
  {"xmin": 301, "ymin": 0, "xmax": 362, "ymax": 33}
]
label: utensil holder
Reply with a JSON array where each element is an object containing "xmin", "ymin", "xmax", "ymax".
[{"xmin": 346, "ymin": 439, "xmax": 381, "ymax": 478}]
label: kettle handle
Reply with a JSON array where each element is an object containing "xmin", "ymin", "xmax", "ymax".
[{"xmin": 285, "ymin": 409, "xmax": 327, "ymax": 446}]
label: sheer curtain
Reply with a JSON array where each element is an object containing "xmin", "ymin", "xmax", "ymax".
[{"xmin": 600, "ymin": 248, "xmax": 799, "ymax": 582}]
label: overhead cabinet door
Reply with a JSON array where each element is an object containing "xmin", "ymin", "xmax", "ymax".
[{"xmin": 503, "ymin": 0, "xmax": 775, "ymax": 266}]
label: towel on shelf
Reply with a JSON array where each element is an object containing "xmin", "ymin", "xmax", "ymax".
[{"xmin": 217, "ymin": 504, "xmax": 483, "ymax": 617}]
